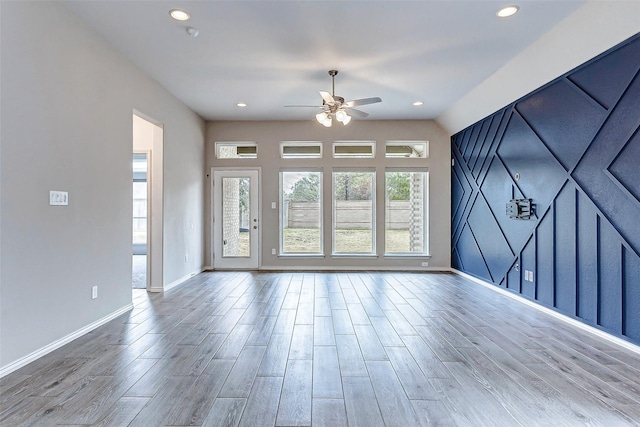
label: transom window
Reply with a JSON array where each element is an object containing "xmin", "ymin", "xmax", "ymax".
[
  {"xmin": 385, "ymin": 141, "xmax": 428, "ymax": 158},
  {"xmin": 280, "ymin": 141, "xmax": 322, "ymax": 159},
  {"xmin": 333, "ymin": 141, "xmax": 375, "ymax": 158},
  {"xmin": 215, "ymin": 142, "xmax": 258, "ymax": 159}
]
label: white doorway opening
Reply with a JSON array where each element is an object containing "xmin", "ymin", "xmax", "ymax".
[{"xmin": 133, "ymin": 113, "xmax": 163, "ymax": 291}]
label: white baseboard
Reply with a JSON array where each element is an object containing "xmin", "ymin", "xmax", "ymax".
[
  {"xmin": 161, "ymin": 267, "xmax": 206, "ymax": 292},
  {"xmin": 259, "ymin": 265, "xmax": 448, "ymax": 272},
  {"xmin": 451, "ymin": 268, "xmax": 640, "ymax": 355},
  {"xmin": 0, "ymin": 303, "xmax": 134, "ymax": 378}
]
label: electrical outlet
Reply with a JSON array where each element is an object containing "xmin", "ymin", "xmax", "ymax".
[
  {"xmin": 421, "ymin": 261, "xmax": 429, "ymax": 267},
  {"xmin": 92, "ymin": 286, "xmax": 98, "ymax": 299},
  {"xmin": 272, "ymin": 248, "xmax": 276, "ymax": 255}
]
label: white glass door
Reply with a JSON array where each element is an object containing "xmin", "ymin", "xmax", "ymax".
[{"xmin": 213, "ymin": 169, "xmax": 260, "ymax": 269}]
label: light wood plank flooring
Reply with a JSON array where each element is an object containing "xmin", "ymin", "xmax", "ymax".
[{"xmin": 2, "ymin": 271, "xmax": 640, "ymax": 426}]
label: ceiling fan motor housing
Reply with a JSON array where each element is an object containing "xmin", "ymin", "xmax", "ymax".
[{"xmin": 323, "ymin": 95, "xmax": 345, "ymax": 113}]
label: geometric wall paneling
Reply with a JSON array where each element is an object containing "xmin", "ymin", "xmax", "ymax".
[
  {"xmin": 608, "ymin": 127, "xmax": 640, "ymax": 205},
  {"xmin": 462, "ymin": 121, "xmax": 483, "ymax": 166},
  {"xmin": 576, "ymin": 190, "xmax": 599, "ymax": 326},
  {"xmin": 553, "ymin": 181, "xmax": 578, "ymax": 317},
  {"xmin": 535, "ymin": 204, "xmax": 555, "ymax": 307},
  {"xmin": 452, "ymin": 160, "xmax": 470, "ymax": 229},
  {"xmin": 516, "ymin": 79, "xmax": 606, "ymax": 171},
  {"xmin": 599, "ymin": 215, "xmax": 624, "ymax": 334},
  {"xmin": 572, "ymin": 69, "xmax": 640, "ymax": 257},
  {"xmin": 624, "ymin": 246, "xmax": 640, "ymax": 342},
  {"xmin": 506, "ymin": 257, "xmax": 521, "ymax": 292},
  {"xmin": 496, "ymin": 111, "xmax": 568, "ymax": 213},
  {"xmin": 452, "ymin": 34, "xmax": 640, "ymax": 345},
  {"xmin": 457, "ymin": 127, "xmax": 473, "ymax": 162},
  {"xmin": 481, "ymin": 157, "xmax": 533, "ymax": 253},
  {"xmin": 457, "ymin": 224, "xmax": 493, "ymax": 282},
  {"xmin": 568, "ymin": 35, "xmax": 640, "ymax": 110},
  {"xmin": 472, "ymin": 111, "xmax": 506, "ymax": 180},
  {"xmin": 466, "ymin": 118, "xmax": 492, "ymax": 177},
  {"xmin": 467, "ymin": 192, "xmax": 514, "ymax": 281},
  {"xmin": 519, "ymin": 233, "xmax": 536, "ymax": 300}
]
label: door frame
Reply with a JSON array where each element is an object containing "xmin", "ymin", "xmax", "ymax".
[
  {"xmin": 132, "ymin": 111, "xmax": 163, "ymax": 292},
  {"xmin": 211, "ymin": 167, "xmax": 262, "ymax": 269}
]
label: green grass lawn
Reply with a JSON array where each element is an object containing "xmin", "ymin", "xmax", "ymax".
[{"xmin": 282, "ymin": 228, "xmax": 414, "ymax": 253}]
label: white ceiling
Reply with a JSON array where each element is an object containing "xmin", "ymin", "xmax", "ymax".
[{"xmin": 62, "ymin": 0, "xmax": 586, "ymax": 122}]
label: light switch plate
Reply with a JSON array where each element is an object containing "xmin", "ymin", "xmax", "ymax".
[{"xmin": 50, "ymin": 190, "xmax": 69, "ymax": 206}]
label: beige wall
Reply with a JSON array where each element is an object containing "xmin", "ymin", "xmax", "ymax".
[
  {"xmin": 206, "ymin": 120, "xmax": 450, "ymax": 270},
  {"xmin": 0, "ymin": 2, "xmax": 205, "ymax": 371}
]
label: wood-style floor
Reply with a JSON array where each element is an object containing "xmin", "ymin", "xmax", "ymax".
[{"xmin": 2, "ymin": 271, "xmax": 640, "ymax": 426}]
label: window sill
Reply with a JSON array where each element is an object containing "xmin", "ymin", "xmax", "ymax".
[
  {"xmin": 384, "ymin": 254, "xmax": 431, "ymax": 258},
  {"xmin": 278, "ymin": 254, "xmax": 325, "ymax": 258},
  {"xmin": 331, "ymin": 254, "xmax": 379, "ymax": 258}
]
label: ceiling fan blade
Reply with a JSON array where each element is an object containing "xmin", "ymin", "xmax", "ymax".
[
  {"xmin": 320, "ymin": 91, "xmax": 336, "ymax": 106},
  {"xmin": 345, "ymin": 97, "xmax": 382, "ymax": 107},
  {"xmin": 345, "ymin": 108, "xmax": 369, "ymax": 118},
  {"xmin": 284, "ymin": 105, "xmax": 325, "ymax": 108}
]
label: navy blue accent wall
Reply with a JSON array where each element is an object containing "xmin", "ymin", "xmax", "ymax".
[{"xmin": 451, "ymin": 34, "xmax": 640, "ymax": 345}]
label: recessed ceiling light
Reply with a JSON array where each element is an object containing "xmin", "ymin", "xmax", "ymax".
[
  {"xmin": 497, "ymin": 5, "xmax": 519, "ymax": 18},
  {"xmin": 412, "ymin": 101, "xmax": 424, "ymax": 106},
  {"xmin": 237, "ymin": 103, "xmax": 247, "ymax": 107},
  {"xmin": 169, "ymin": 9, "xmax": 190, "ymax": 21}
]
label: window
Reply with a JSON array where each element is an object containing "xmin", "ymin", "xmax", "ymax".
[
  {"xmin": 385, "ymin": 141, "xmax": 428, "ymax": 158},
  {"xmin": 333, "ymin": 170, "xmax": 375, "ymax": 255},
  {"xmin": 385, "ymin": 170, "xmax": 428, "ymax": 255},
  {"xmin": 215, "ymin": 142, "xmax": 258, "ymax": 159},
  {"xmin": 132, "ymin": 154, "xmax": 147, "ymax": 255},
  {"xmin": 281, "ymin": 141, "xmax": 322, "ymax": 159},
  {"xmin": 333, "ymin": 141, "xmax": 375, "ymax": 158},
  {"xmin": 280, "ymin": 171, "xmax": 323, "ymax": 254}
]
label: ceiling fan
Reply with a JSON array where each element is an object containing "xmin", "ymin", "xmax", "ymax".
[{"xmin": 285, "ymin": 70, "xmax": 382, "ymax": 127}]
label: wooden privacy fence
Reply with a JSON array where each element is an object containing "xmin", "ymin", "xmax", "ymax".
[{"xmin": 285, "ymin": 200, "xmax": 412, "ymax": 229}]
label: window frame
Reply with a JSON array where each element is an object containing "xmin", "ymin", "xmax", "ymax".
[
  {"xmin": 331, "ymin": 168, "xmax": 377, "ymax": 256},
  {"xmin": 384, "ymin": 168, "xmax": 429, "ymax": 256},
  {"xmin": 385, "ymin": 140, "xmax": 429, "ymax": 158},
  {"xmin": 279, "ymin": 169, "xmax": 324, "ymax": 256},
  {"xmin": 215, "ymin": 141, "xmax": 258, "ymax": 159},
  {"xmin": 332, "ymin": 141, "xmax": 376, "ymax": 158},
  {"xmin": 280, "ymin": 141, "xmax": 323, "ymax": 159}
]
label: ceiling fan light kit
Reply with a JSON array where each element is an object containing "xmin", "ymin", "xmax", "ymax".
[
  {"xmin": 316, "ymin": 112, "xmax": 332, "ymax": 127},
  {"xmin": 287, "ymin": 70, "xmax": 382, "ymax": 127}
]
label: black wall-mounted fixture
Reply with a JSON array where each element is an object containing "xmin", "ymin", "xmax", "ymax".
[{"xmin": 506, "ymin": 199, "xmax": 532, "ymax": 220}]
